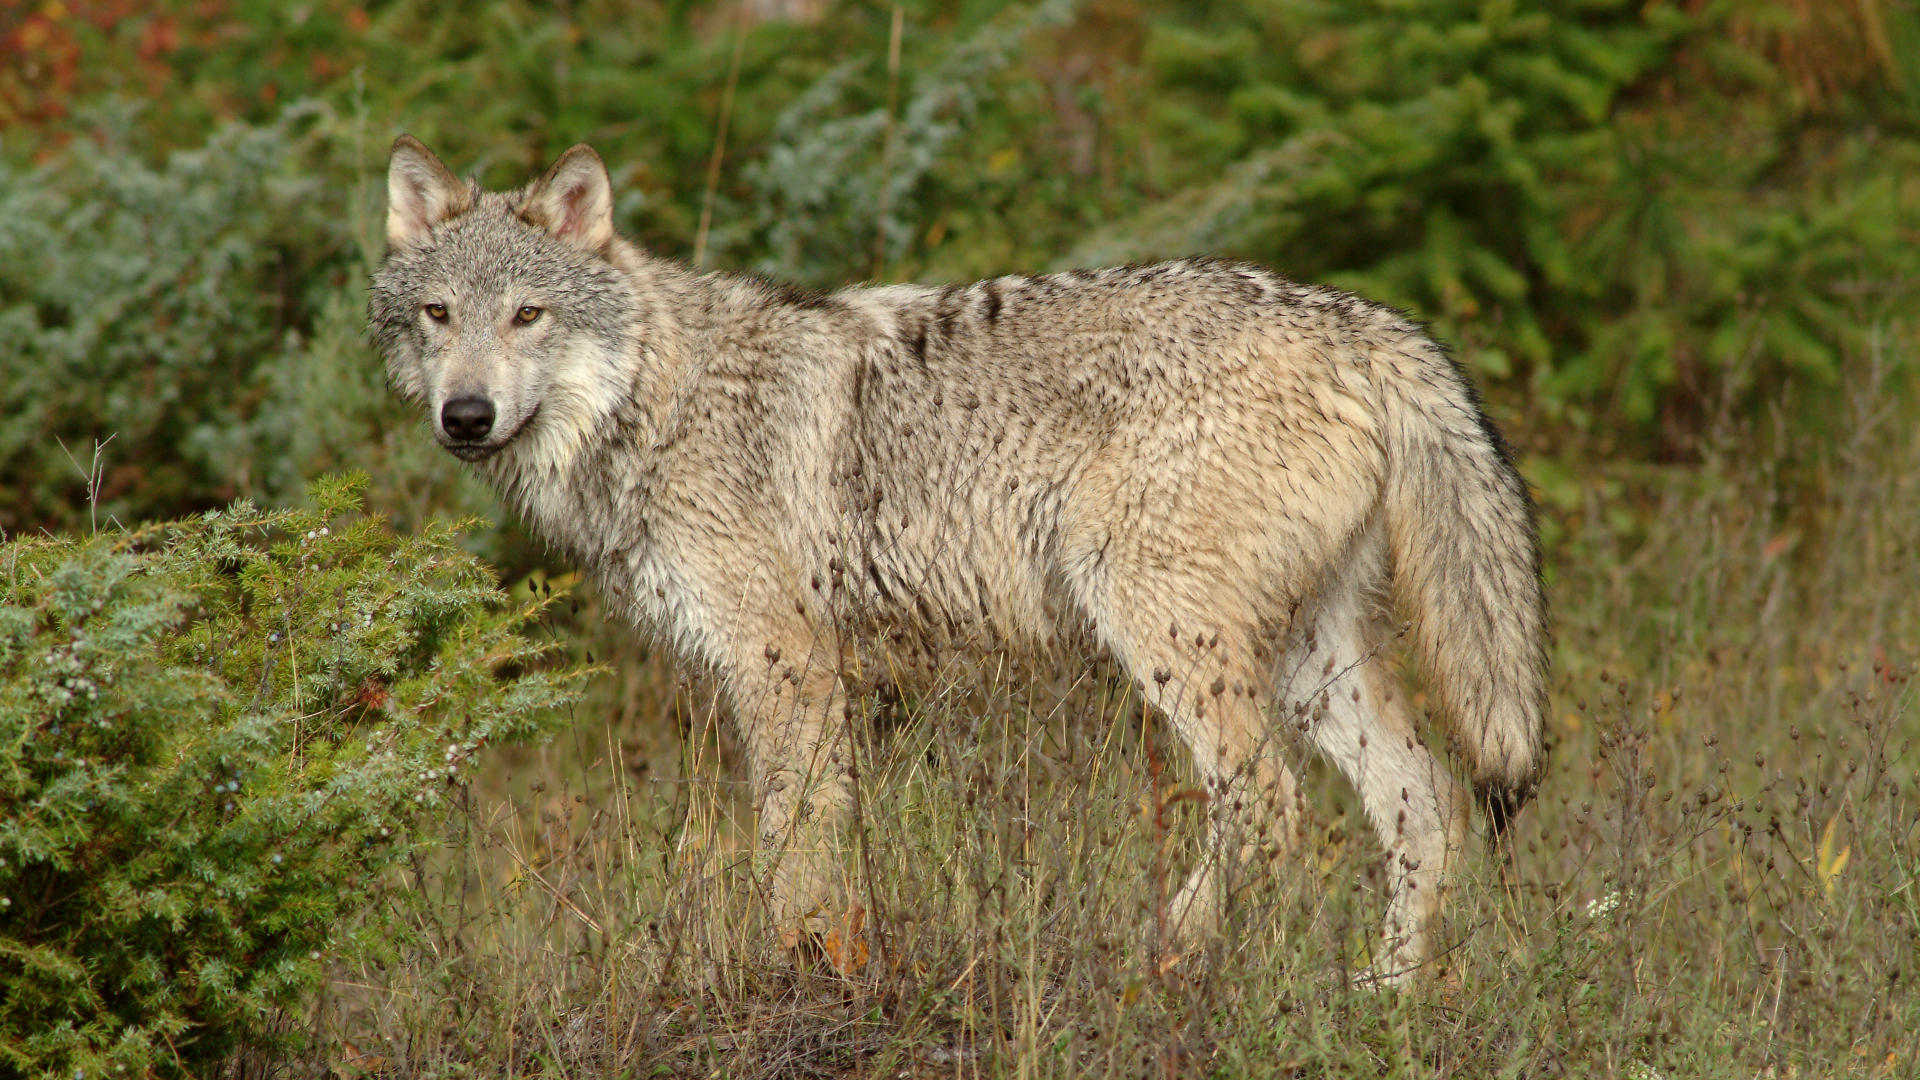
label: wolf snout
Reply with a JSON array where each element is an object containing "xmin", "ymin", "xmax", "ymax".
[{"xmin": 441, "ymin": 396, "xmax": 496, "ymax": 442}]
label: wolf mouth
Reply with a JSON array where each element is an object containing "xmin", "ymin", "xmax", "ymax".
[{"xmin": 443, "ymin": 404, "xmax": 540, "ymax": 461}]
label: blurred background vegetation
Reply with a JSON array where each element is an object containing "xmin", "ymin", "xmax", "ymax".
[{"xmin": 2, "ymin": 0, "xmax": 1914, "ymax": 552}]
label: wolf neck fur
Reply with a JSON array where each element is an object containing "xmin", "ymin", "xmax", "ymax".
[{"xmin": 476, "ymin": 251, "xmax": 831, "ymax": 584}]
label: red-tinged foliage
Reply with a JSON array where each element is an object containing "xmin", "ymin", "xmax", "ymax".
[{"xmin": 1, "ymin": 0, "xmax": 184, "ymax": 128}]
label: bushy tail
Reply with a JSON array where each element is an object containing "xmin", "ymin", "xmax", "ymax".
[{"xmin": 1378, "ymin": 340, "xmax": 1549, "ymax": 843}]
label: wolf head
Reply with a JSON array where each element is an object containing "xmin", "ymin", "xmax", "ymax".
[{"xmin": 369, "ymin": 136, "xmax": 640, "ymax": 465}]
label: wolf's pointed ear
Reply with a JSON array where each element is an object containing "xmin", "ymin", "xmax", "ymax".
[
  {"xmin": 521, "ymin": 144, "xmax": 615, "ymax": 251},
  {"xmin": 386, "ymin": 136, "xmax": 470, "ymax": 249}
]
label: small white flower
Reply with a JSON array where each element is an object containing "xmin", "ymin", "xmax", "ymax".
[{"xmin": 1584, "ymin": 891, "xmax": 1621, "ymax": 920}]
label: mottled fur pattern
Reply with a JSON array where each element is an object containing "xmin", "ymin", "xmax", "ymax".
[{"xmin": 370, "ymin": 137, "xmax": 1549, "ymax": 984}]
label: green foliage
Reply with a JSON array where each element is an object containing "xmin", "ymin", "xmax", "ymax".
[
  {"xmin": 5, "ymin": 1, "xmax": 1913, "ymax": 542},
  {"xmin": 722, "ymin": 0, "xmax": 1079, "ymax": 281},
  {"xmin": 1079, "ymin": 0, "xmax": 1920, "ymax": 439},
  {"xmin": 0, "ymin": 101, "xmax": 357, "ymax": 535},
  {"xmin": 0, "ymin": 99, "xmax": 511, "ymax": 557},
  {"xmin": 0, "ymin": 475, "xmax": 586, "ymax": 1077}
]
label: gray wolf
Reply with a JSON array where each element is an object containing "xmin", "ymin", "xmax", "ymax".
[{"xmin": 369, "ymin": 137, "xmax": 1548, "ymax": 984}]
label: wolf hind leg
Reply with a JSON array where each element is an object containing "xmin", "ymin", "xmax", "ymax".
[
  {"xmin": 1163, "ymin": 698, "xmax": 1301, "ymax": 950},
  {"xmin": 1074, "ymin": 574, "xmax": 1304, "ymax": 950},
  {"xmin": 1284, "ymin": 529, "xmax": 1470, "ymax": 985}
]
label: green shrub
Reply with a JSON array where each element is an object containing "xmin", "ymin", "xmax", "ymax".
[
  {"xmin": 0, "ymin": 475, "xmax": 586, "ymax": 1078},
  {"xmin": 0, "ymin": 101, "xmax": 360, "ymax": 537},
  {"xmin": 1072, "ymin": 0, "xmax": 1920, "ymax": 446},
  {"xmin": 722, "ymin": 0, "xmax": 1078, "ymax": 282},
  {"xmin": 0, "ymin": 99, "xmax": 516, "ymax": 564}
]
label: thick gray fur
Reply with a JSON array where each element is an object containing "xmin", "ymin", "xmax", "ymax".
[{"xmin": 370, "ymin": 137, "xmax": 1549, "ymax": 985}]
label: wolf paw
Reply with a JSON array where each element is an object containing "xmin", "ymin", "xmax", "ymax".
[
  {"xmin": 780, "ymin": 902, "xmax": 869, "ymax": 975},
  {"xmin": 1354, "ymin": 952, "xmax": 1461, "ymax": 994},
  {"xmin": 1353, "ymin": 958, "xmax": 1416, "ymax": 992}
]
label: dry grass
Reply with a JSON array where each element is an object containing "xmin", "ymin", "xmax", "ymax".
[{"xmin": 287, "ymin": 356, "xmax": 1919, "ymax": 1079}]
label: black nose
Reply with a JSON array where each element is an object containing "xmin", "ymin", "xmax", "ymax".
[{"xmin": 441, "ymin": 396, "xmax": 495, "ymax": 441}]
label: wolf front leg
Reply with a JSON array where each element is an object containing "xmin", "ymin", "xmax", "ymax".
[{"xmin": 727, "ymin": 635, "xmax": 858, "ymax": 951}]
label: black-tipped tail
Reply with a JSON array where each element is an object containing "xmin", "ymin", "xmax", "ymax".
[{"xmin": 1478, "ymin": 778, "xmax": 1537, "ymax": 851}]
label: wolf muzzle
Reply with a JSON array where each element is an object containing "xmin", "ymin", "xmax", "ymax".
[{"xmin": 441, "ymin": 395, "xmax": 495, "ymax": 441}]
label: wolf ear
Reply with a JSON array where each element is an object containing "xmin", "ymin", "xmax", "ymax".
[
  {"xmin": 386, "ymin": 136, "xmax": 470, "ymax": 249},
  {"xmin": 521, "ymin": 144, "xmax": 615, "ymax": 251}
]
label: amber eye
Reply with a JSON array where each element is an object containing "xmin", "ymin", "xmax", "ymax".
[
  {"xmin": 424, "ymin": 302, "xmax": 448, "ymax": 322},
  {"xmin": 515, "ymin": 305, "xmax": 543, "ymax": 325}
]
